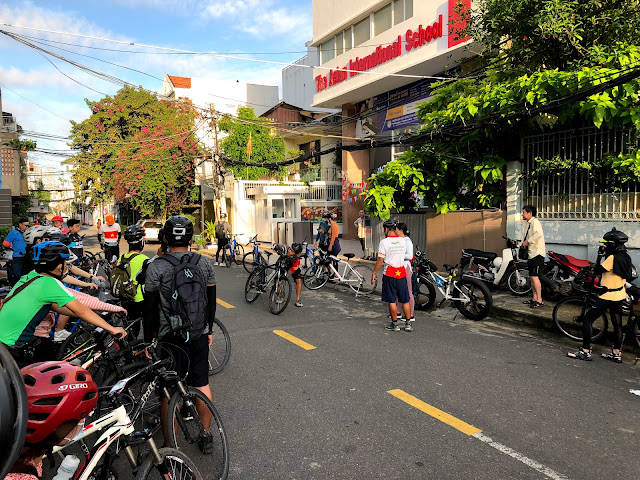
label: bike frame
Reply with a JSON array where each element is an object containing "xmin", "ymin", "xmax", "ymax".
[
  {"xmin": 326, "ymin": 256, "xmax": 362, "ymax": 285},
  {"xmin": 423, "ymin": 270, "xmax": 471, "ymax": 303}
]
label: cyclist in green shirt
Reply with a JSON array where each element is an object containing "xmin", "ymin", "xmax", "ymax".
[
  {"xmin": 0, "ymin": 241, "xmax": 126, "ymax": 365},
  {"xmin": 120, "ymin": 224, "xmax": 149, "ymax": 338}
]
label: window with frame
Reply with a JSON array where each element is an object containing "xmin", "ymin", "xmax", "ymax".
[
  {"xmin": 354, "ymin": 17, "xmax": 370, "ymax": 46},
  {"xmin": 393, "ymin": 0, "xmax": 413, "ymax": 25},
  {"xmin": 335, "ymin": 31, "xmax": 344, "ymax": 56},
  {"xmin": 374, "ymin": 4, "xmax": 392, "ymax": 36},
  {"xmin": 320, "ymin": 38, "xmax": 335, "ymax": 64},
  {"xmin": 344, "ymin": 27, "xmax": 352, "ymax": 52}
]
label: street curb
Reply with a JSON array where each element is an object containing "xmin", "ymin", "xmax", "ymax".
[{"xmin": 489, "ymin": 302, "xmax": 556, "ymax": 332}]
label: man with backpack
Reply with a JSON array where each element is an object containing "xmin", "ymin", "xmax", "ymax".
[
  {"xmin": 111, "ymin": 224, "xmax": 149, "ymax": 338},
  {"xmin": 143, "ymin": 216, "xmax": 217, "ymax": 454},
  {"xmin": 213, "ymin": 213, "xmax": 231, "ymax": 266}
]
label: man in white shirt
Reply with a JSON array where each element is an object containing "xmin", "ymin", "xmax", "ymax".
[
  {"xmin": 354, "ymin": 210, "xmax": 366, "ymax": 256},
  {"xmin": 372, "ymin": 219, "xmax": 412, "ymax": 332},
  {"xmin": 521, "ymin": 205, "xmax": 546, "ymax": 308}
]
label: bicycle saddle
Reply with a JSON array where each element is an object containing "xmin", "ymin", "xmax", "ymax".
[
  {"xmin": 343, "ymin": 253, "xmax": 356, "ymax": 259},
  {"xmin": 461, "ymin": 249, "xmax": 497, "ymax": 260},
  {"xmin": 443, "ymin": 264, "xmax": 458, "ymax": 271}
]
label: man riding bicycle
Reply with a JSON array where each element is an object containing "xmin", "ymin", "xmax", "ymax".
[{"xmin": 98, "ymin": 215, "xmax": 121, "ymax": 264}]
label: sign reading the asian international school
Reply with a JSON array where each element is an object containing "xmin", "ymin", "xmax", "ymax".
[{"xmin": 315, "ymin": 15, "xmax": 444, "ymax": 93}]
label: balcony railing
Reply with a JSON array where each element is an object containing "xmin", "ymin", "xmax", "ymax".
[
  {"xmin": 299, "ymin": 167, "xmax": 340, "ymax": 182},
  {"xmin": 1, "ymin": 116, "xmax": 17, "ymax": 132}
]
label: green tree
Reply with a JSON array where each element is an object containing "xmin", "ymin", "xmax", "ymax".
[
  {"xmin": 365, "ymin": 0, "xmax": 640, "ymax": 219},
  {"xmin": 32, "ymin": 179, "xmax": 51, "ymax": 205},
  {"xmin": 218, "ymin": 106, "xmax": 289, "ymax": 180},
  {"xmin": 66, "ymin": 86, "xmax": 204, "ymax": 218}
]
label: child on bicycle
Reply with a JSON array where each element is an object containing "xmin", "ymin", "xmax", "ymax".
[
  {"xmin": 7, "ymin": 361, "xmax": 98, "ymax": 480},
  {"xmin": 568, "ymin": 228, "xmax": 635, "ymax": 362},
  {"xmin": 286, "ymin": 242, "xmax": 304, "ymax": 307}
]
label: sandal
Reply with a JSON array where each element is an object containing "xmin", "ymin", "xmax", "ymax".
[
  {"xmin": 530, "ymin": 301, "xmax": 543, "ymax": 309},
  {"xmin": 601, "ymin": 350, "xmax": 622, "ymax": 363},
  {"xmin": 522, "ymin": 299, "xmax": 535, "ymax": 305}
]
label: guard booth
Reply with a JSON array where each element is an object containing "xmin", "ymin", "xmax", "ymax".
[{"xmin": 249, "ymin": 185, "xmax": 311, "ymax": 244}]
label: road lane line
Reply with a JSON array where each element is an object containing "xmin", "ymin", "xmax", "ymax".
[
  {"xmin": 388, "ymin": 390, "xmax": 569, "ymax": 479},
  {"xmin": 472, "ymin": 433, "xmax": 569, "ymax": 480},
  {"xmin": 217, "ymin": 299, "xmax": 235, "ymax": 309},
  {"xmin": 273, "ymin": 330, "xmax": 316, "ymax": 350},
  {"xmin": 387, "ymin": 389, "xmax": 482, "ymax": 435}
]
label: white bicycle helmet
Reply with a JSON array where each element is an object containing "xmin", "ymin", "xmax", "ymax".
[{"xmin": 23, "ymin": 225, "xmax": 52, "ymax": 246}]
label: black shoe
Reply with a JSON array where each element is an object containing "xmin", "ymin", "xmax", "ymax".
[{"xmin": 197, "ymin": 433, "xmax": 214, "ymax": 455}]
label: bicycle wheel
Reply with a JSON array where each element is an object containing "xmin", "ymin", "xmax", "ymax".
[
  {"xmin": 506, "ymin": 267, "xmax": 531, "ymax": 296},
  {"xmin": 553, "ymin": 296, "xmax": 607, "ymax": 342},
  {"xmin": 135, "ymin": 447, "xmax": 205, "ymax": 480},
  {"xmin": 224, "ymin": 246, "xmax": 232, "ymax": 268},
  {"xmin": 346, "ymin": 265, "xmax": 376, "ymax": 295},
  {"xmin": 167, "ymin": 388, "xmax": 229, "ymax": 480},
  {"xmin": 57, "ymin": 323, "xmax": 96, "ymax": 361},
  {"xmin": 245, "ymin": 267, "xmax": 266, "ymax": 303},
  {"xmin": 414, "ymin": 276, "xmax": 436, "ymax": 310},
  {"xmin": 453, "ymin": 278, "xmax": 493, "ymax": 320},
  {"xmin": 242, "ymin": 251, "xmax": 257, "ymax": 273},
  {"xmin": 208, "ymin": 318, "xmax": 231, "ymax": 376},
  {"xmin": 269, "ymin": 276, "xmax": 292, "ymax": 315},
  {"xmin": 303, "ymin": 264, "xmax": 330, "ymax": 290},
  {"xmin": 233, "ymin": 245, "xmax": 244, "ymax": 264}
]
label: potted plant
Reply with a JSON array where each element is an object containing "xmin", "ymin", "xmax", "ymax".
[
  {"xmin": 195, "ymin": 237, "xmax": 207, "ymax": 250},
  {"xmin": 202, "ymin": 220, "xmax": 217, "ymax": 246}
]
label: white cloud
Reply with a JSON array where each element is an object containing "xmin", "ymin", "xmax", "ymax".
[{"xmin": 0, "ymin": 66, "xmax": 78, "ymax": 90}]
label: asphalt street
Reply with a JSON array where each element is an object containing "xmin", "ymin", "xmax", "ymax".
[{"xmin": 78, "ymin": 229, "xmax": 640, "ymax": 479}]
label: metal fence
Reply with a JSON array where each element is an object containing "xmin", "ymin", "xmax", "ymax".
[
  {"xmin": 523, "ymin": 125, "xmax": 640, "ymax": 220},
  {"xmin": 367, "ymin": 214, "xmax": 427, "ymax": 258},
  {"xmin": 299, "ymin": 167, "xmax": 340, "ymax": 182}
]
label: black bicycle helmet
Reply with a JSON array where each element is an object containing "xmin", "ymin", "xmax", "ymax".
[
  {"xmin": 290, "ymin": 242, "xmax": 303, "ymax": 254},
  {"xmin": 124, "ymin": 224, "xmax": 145, "ymax": 243},
  {"xmin": 43, "ymin": 229, "xmax": 71, "ymax": 245},
  {"xmin": 163, "ymin": 216, "xmax": 194, "ymax": 246},
  {"xmin": 382, "ymin": 218, "xmax": 398, "ymax": 230},
  {"xmin": 602, "ymin": 227, "xmax": 629, "ymax": 245},
  {"xmin": 31, "ymin": 241, "xmax": 70, "ymax": 265}
]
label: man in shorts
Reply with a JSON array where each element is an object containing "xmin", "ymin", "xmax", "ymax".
[
  {"xmin": 372, "ymin": 219, "xmax": 412, "ymax": 332},
  {"xmin": 521, "ymin": 205, "xmax": 546, "ymax": 308},
  {"xmin": 143, "ymin": 216, "xmax": 217, "ymax": 454}
]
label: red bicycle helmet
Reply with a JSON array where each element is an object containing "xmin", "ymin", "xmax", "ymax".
[{"xmin": 21, "ymin": 362, "xmax": 98, "ymax": 445}]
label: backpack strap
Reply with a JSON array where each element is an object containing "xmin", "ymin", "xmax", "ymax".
[
  {"xmin": 1, "ymin": 275, "xmax": 43, "ymax": 308},
  {"xmin": 157, "ymin": 254, "xmax": 180, "ymax": 266}
]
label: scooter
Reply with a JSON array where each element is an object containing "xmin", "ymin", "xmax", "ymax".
[
  {"xmin": 459, "ymin": 236, "xmax": 532, "ymax": 296},
  {"xmin": 543, "ymin": 251, "xmax": 597, "ymax": 300}
]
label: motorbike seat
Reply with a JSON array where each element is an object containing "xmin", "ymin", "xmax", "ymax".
[
  {"xmin": 549, "ymin": 251, "xmax": 591, "ymax": 268},
  {"xmin": 443, "ymin": 263, "xmax": 458, "ymax": 272},
  {"xmin": 461, "ymin": 249, "xmax": 497, "ymax": 260}
]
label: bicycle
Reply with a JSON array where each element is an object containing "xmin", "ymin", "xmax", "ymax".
[
  {"xmin": 553, "ymin": 278, "xmax": 640, "ymax": 348},
  {"xmin": 413, "ymin": 248, "xmax": 493, "ymax": 320},
  {"xmin": 302, "ymin": 249, "xmax": 377, "ymax": 296},
  {"xmin": 223, "ymin": 234, "xmax": 244, "ymax": 268},
  {"xmin": 244, "ymin": 246, "xmax": 292, "ymax": 315},
  {"xmin": 242, "ymin": 234, "xmax": 269, "ymax": 273},
  {"xmin": 96, "ymin": 336, "xmax": 230, "ymax": 479},
  {"xmin": 53, "ymin": 375, "xmax": 205, "ymax": 480}
]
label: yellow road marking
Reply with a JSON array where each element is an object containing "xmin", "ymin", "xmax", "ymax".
[
  {"xmin": 216, "ymin": 298, "xmax": 235, "ymax": 309},
  {"xmin": 273, "ymin": 330, "xmax": 316, "ymax": 350},
  {"xmin": 387, "ymin": 389, "xmax": 482, "ymax": 436}
]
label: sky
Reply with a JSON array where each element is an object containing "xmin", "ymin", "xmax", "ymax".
[{"xmin": 0, "ymin": 0, "xmax": 313, "ymax": 169}]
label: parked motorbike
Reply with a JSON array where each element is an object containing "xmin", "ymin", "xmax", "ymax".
[
  {"xmin": 458, "ymin": 236, "xmax": 532, "ymax": 296},
  {"xmin": 543, "ymin": 251, "xmax": 597, "ymax": 300}
]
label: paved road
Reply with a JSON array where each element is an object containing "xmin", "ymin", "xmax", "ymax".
[{"xmin": 80, "ymin": 229, "xmax": 640, "ymax": 479}]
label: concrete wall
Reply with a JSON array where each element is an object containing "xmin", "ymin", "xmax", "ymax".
[
  {"xmin": 342, "ymin": 104, "xmax": 369, "ymax": 240},
  {"xmin": 246, "ymin": 84, "xmax": 279, "ymax": 117},
  {"xmin": 506, "ymin": 161, "xmax": 640, "ymax": 269}
]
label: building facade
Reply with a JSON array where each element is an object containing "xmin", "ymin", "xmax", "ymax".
[{"xmin": 310, "ymin": 0, "xmax": 472, "ymax": 239}]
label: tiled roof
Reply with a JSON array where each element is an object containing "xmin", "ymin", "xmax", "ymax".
[{"xmin": 168, "ymin": 75, "xmax": 192, "ymax": 89}]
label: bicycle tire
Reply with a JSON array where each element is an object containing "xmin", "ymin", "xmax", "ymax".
[
  {"xmin": 208, "ymin": 318, "xmax": 231, "ymax": 376},
  {"xmin": 506, "ymin": 267, "xmax": 532, "ymax": 296},
  {"xmin": 415, "ymin": 276, "xmax": 436, "ymax": 310},
  {"xmin": 302, "ymin": 264, "xmax": 330, "ymax": 290},
  {"xmin": 346, "ymin": 265, "xmax": 376, "ymax": 295},
  {"xmin": 269, "ymin": 276, "xmax": 292, "ymax": 315},
  {"xmin": 224, "ymin": 246, "xmax": 232, "ymax": 268},
  {"xmin": 453, "ymin": 278, "xmax": 493, "ymax": 320},
  {"xmin": 245, "ymin": 267, "xmax": 266, "ymax": 303},
  {"xmin": 167, "ymin": 389, "xmax": 229, "ymax": 480},
  {"xmin": 233, "ymin": 245, "xmax": 244, "ymax": 264},
  {"xmin": 553, "ymin": 296, "xmax": 607, "ymax": 342},
  {"xmin": 135, "ymin": 447, "xmax": 205, "ymax": 480},
  {"xmin": 242, "ymin": 251, "xmax": 257, "ymax": 273}
]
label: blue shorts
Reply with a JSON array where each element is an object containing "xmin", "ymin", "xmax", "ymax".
[{"xmin": 382, "ymin": 275, "xmax": 410, "ymax": 304}]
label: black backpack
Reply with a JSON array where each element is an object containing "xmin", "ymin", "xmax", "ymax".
[
  {"xmin": 110, "ymin": 253, "xmax": 140, "ymax": 300},
  {"xmin": 158, "ymin": 253, "xmax": 208, "ymax": 341}
]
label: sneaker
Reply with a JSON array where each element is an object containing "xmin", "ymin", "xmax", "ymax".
[
  {"xmin": 385, "ymin": 322, "xmax": 400, "ymax": 332},
  {"xmin": 213, "ymin": 261, "xmax": 219, "ymax": 266},
  {"xmin": 387, "ymin": 313, "xmax": 404, "ymax": 321},
  {"xmin": 567, "ymin": 349, "xmax": 592, "ymax": 361},
  {"xmin": 295, "ymin": 300, "xmax": 303, "ymax": 307},
  {"xmin": 403, "ymin": 322, "xmax": 413, "ymax": 332},
  {"xmin": 601, "ymin": 351, "xmax": 622, "ymax": 363},
  {"xmin": 197, "ymin": 433, "xmax": 214, "ymax": 455},
  {"xmin": 53, "ymin": 330, "xmax": 72, "ymax": 342}
]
